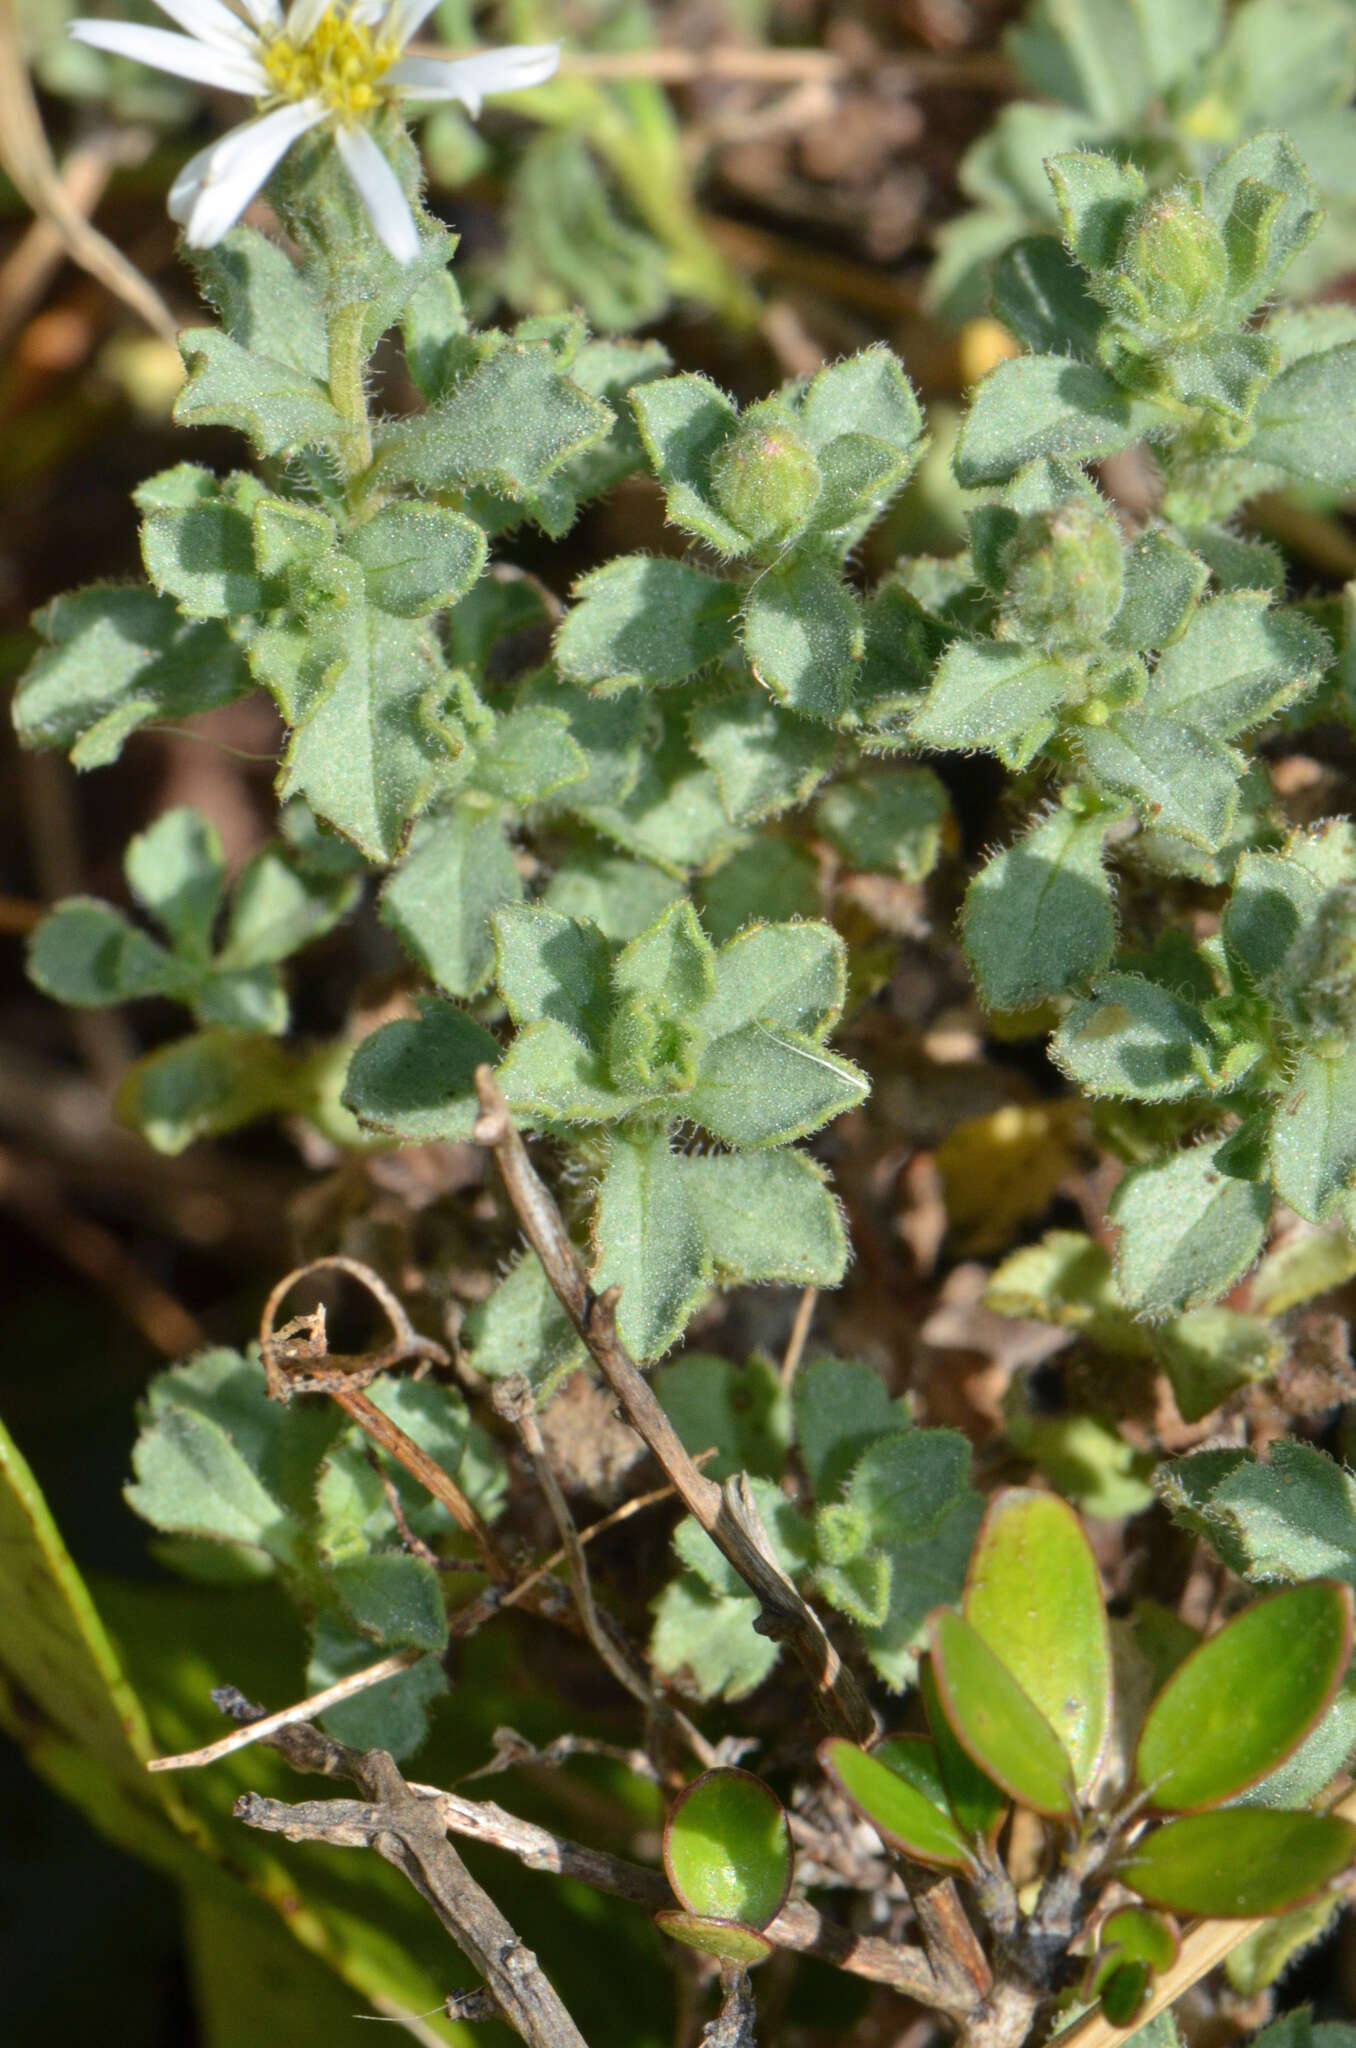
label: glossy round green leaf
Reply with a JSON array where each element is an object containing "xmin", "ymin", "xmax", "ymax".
[
  {"xmin": 1136, "ymin": 1580, "xmax": 1354, "ymax": 1811},
  {"xmin": 964, "ymin": 1487, "xmax": 1111, "ymax": 1795},
  {"xmin": 1122, "ymin": 1810, "xmax": 1356, "ymax": 1917},
  {"xmin": 664, "ymin": 1768, "xmax": 793, "ymax": 1931},
  {"xmin": 927, "ymin": 1609, "xmax": 1076, "ymax": 1818},
  {"xmin": 654, "ymin": 1912, "xmax": 774, "ymax": 1966},
  {"xmin": 1097, "ymin": 1960, "xmax": 1150, "ymax": 2025},
  {"xmin": 919, "ymin": 1654, "xmax": 1009, "ymax": 1842},
  {"xmin": 819, "ymin": 1737, "xmax": 972, "ymax": 1871},
  {"xmin": 1099, "ymin": 1907, "xmax": 1178, "ymax": 1973}
]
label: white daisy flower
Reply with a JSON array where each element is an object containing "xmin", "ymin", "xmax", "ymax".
[{"xmin": 70, "ymin": 2, "xmax": 560, "ymax": 263}]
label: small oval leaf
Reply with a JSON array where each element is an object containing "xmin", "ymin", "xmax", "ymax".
[
  {"xmin": 664, "ymin": 1768, "xmax": 793, "ymax": 1931},
  {"xmin": 1098, "ymin": 1960, "xmax": 1150, "ymax": 2026},
  {"xmin": 820, "ymin": 1737, "xmax": 972, "ymax": 1872},
  {"xmin": 928, "ymin": 1608, "xmax": 1076, "ymax": 1817},
  {"xmin": 1099, "ymin": 1907, "xmax": 1178, "ymax": 1974},
  {"xmin": 1136, "ymin": 1581, "xmax": 1354, "ymax": 1811},
  {"xmin": 919, "ymin": 1654, "xmax": 1009, "ymax": 1842},
  {"xmin": 654, "ymin": 1912, "xmax": 774, "ymax": 1966},
  {"xmin": 1122, "ymin": 1810, "xmax": 1356, "ymax": 1917},
  {"xmin": 964, "ymin": 1488, "xmax": 1111, "ymax": 1795}
]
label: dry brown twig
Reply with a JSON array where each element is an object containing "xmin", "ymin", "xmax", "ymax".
[
  {"xmin": 0, "ymin": 0, "xmax": 175, "ymax": 338},
  {"xmin": 470, "ymin": 1067, "xmax": 878, "ymax": 1749}
]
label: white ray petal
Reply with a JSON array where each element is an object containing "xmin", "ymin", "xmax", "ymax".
[
  {"xmin": 285, "ymin": 0, "xmax": 331, "ymax": 39},
  {"xmin": 234, "ymin": 0, "xmax": 283, "ymax": 26},
  {"xmin": 170, "ymin": 98, "xmax": 324, "ymax": 244},
  {"xmin": 385, "ymin": 0, "xmax": 443, "ymax": 45},
  {"xmin": 334, "ymin": 121, "xmax": 418, "ymax": 263},
  {"xmin": 385, "ymin": 40, "xmax": 559, "ymax": 113},
  {"xmin": 69, "ymin": 19, "xmax": 267, "ymax": 92},
  {"xmin": 147, "ymin": 0, "xmax": 256, "ymax": 49}
]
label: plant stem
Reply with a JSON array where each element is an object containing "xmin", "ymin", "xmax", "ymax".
[{"xmin": 328, "ymin": 299, "xmax": 372, "ymax": 484}]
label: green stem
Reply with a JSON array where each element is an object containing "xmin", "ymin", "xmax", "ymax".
[{"xmin": 328, "ymin": 300, "xmax": 373, "ymax": 486}]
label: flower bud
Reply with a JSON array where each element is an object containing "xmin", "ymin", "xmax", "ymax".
[
  {"xmin": 998, "ymin": 496, "xmax": 1125, "ymax": 650},
  {"xmin": 1115, "ymin": 194, "xmax": 1228, "ymax": 337},
  {"xmin": 709, "ymin": 402, "xmax": 821, "ymax": 549}
]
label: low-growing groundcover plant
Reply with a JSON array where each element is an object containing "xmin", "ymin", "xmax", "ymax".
[{"xmin": 11, "ymin": 2, "xmax": 1356, "ymax": 2045}]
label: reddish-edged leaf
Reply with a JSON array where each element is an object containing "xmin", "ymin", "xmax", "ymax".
[
  {"xmin": 820, "ymin": 1737, "xmax": 972, "ymax": 1871},
  {"xmin": 928, "ymin": 1608, "xmax": 1076, "ymax": 1818}
]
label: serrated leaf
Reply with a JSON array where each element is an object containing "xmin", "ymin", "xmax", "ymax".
[
  {"xmin": 278, "ymin": 607, "xmax": 467, "ymax": 862},
  {"xmin": 1157, "ymin": 1438, "xmax": 1356, "ymax": 1591},
  {"xmin": 687, "ymin": 1024, "xmax": 867, "ymax": 1148},
  {"xmin": 1052, "ymin": 972, "xmax": 1214, "ymax": 1100},
  {"xmin": 497, "ymin": 1019, "xmax": 644, "ymax": 1124},
  {"xmin": 816, "ymin": 769, "xmax": 950, "ymax": 879},
  {"xmin": 1136, "ymin": 1581, "xmax": 1353, "ymax": 1810},
  {"xmin": 1270, "ymin": 1048, "xmax": 1356, "ymax": 1223},
  {"xmin": 928, "ymin": 1608, "xmax": 1076, "ymax": 1816},
  {"xmin": 344, "ymin": 504, "xmax": 486, "ymax": 617},
  {"xmin": 630, "ymin": 374, "xmax": 748, "ymax": 556},
  {"xmin": 28, "ymin": 900, "xmax": 176, "ymax": 1008},
  {"xmin": 962, "ymin": 802, "xmax": 1119, "ymax": 1009},
  {"xmin": 994, "ymin": 236, "xmax": 1108, "ymax": 358},
  {"xmin": 1109, "ymin": 529, "xmax": 1208, "ymax": 651},
  {"xmin": 1077, "ymin": 710, "xmax": 1240, "ymax": 849},
  {"xmin": 1121, "ymin": 1809, "xmax": 1356, "ymax": 1917},
  {"xmin": 305, "ymin": 1614, "xmax": 446, "ymax": 1757},
  {"xmin": 591, "ymin": 1127, "xmax": 711, "ymax": 1361},
  {"xmin": 955, "ymin": 355, "xmax": 1164, "ymax": 488},
  {"xmin": 651, "ymin": 1575, "xmax": 779, "ymax": 1702},
  {"xmin": 326, "ymin": 1551, "xmax": 447, "ymax": 1654},
  {"xmin": 380, "ymin": 807, "xmax": 519, "ymax": 998},
  {"xmin": 964, "ymin": 1489, "xmax": 1111, "ymax": 1795},
  {"xmin": 15, "ymin": 586, "xmax": 250, "ymax": 768},
  {"xmin": 140, "ymin": 495, "xmax": 268, "ymax": 621},
  {"xmin": 492, "ymin": 904, "xmax": 612, "ymax": 1039},
  {"xmin": 460, "ymin": 1252, "xmax": 586, "ymax": 1396},
  {"xmin": 697, "ymin": 920, "xmax": 848, "ymax": 1040},
  {"xmin": 193, "ymin": 223, "xmax": 328, "ymax": 379},
  {"xmin": 125, "ymin": 1350, "xmax": 301, "ymax": 1565},
  {"xmin": 794, "ymin": 1358, "xmax": 908, "ymax": 1499},
  {"xmin": 174, "ymin": 328, "xmax": 346, "ymax": 459},
  {"xmin": 689, "ymin": 689, "xmax": 836, "ymax": 825},
  {"xmin": 653, "ymin": 1355, "xmax": 789, "ymax": 1483},
  {"xmin": 341, "ymin": 998, "xmax": 499, "ymax": 1143},
  {"xmin": 556, "ymin": 556, "xmax": 738, "ymax": 689},
  {"xmin": 1111, "ymin": 1140, "xmax": 1272, "ymax": 1314},
  {"xmin": 1249, "ymin": 341, "xmax": 1356, "ymax": 489},
  {"xmin": 696, "ymin": 842, "xmax": 820, "ymax": 945},
  {"xmin": 372, "ymin": 341, "xmax": 613, "ymax": 503},
  {"xmin": 910, "ymin": 640, "xmax": 1068, "ymax": 756},
  {"xmin": 1047, "ymin": 150, "xmax": 1147, "ymax": 270},
  {"xmin": 740, "ymin": 555, "xmax": 863, "ymax": 723},
  {"xmin": 1144, "ymin": 595, "xmax": 1327, "ymax": 736},
  {"xmin": 683, "ymin": 1148, "xmax": 848, "ymax": 1287}
]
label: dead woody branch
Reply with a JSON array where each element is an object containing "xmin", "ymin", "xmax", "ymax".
[
  {"xmin": 223, "ymin": 1696, "xmax": 949, "ymax": 2012},
  {"xmin": 470, "ymin": 1068, "xmax": 877, "ymax": 1748}
]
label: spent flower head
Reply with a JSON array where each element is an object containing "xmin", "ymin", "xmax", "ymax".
[{"xmin": 70, "ymin": 1, "xmax": 559, "ymax": 262}]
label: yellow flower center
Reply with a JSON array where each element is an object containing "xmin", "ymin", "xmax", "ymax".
[{"xmin": 262, "ymin": 8, "xmax": 396, "ymax": 121}]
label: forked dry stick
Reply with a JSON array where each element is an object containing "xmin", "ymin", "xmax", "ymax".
[{"xmin": 471, "ymin": 1067, "xmax": 877, "ymax": 1747}]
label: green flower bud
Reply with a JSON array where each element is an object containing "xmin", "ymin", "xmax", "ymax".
[
  {"xmin": 607, "ymin": 998, "xmax": 700, "ymax": 1095},
  {"xmin": 1114, "ymin": 193, "xmax": 1228, "ymax": 338},
  {"xmin": 709, "ymin": 401, "xmax": 821, "ymax": 550},
  {"xmin": 998, "ymin": 496, "xmax": 1125, "ymax": 650}
]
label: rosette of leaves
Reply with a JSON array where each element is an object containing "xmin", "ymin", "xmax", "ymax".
[
  {"xmin": 904, "ymin": 463, "xmax": 1327, "ymax": 1011},
  {"xmin": 930, "ymin": 0, "xmax": 1356, "ymax": 321},
  {"xmin": 344, "ymin": 903, "xmax": 866, "ymax": 1360},
  {"xmin": 557, "ymin": 346, "xmax": 932, "ymax": 736},
  {"xmin": 955, "ymin": 135, "xmax": 1356, "ymax": 525},
  {"xmin": 820, "ymin": 1488, "xmax": 1356, "ymax": 2025},
  {"xmin": 1045, "ymin": 821, "xmax": 1356, "ymax": 1311}
]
